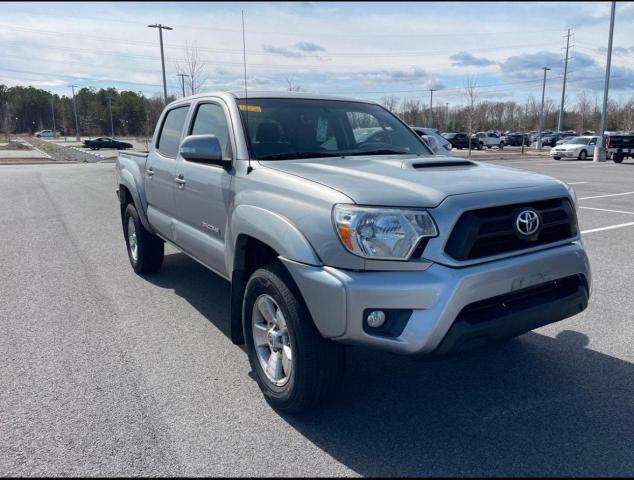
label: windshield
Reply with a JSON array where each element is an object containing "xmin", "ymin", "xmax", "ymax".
[
  {"xmin": 237, "ymin": 98, "xmax": 431, "ymax": 160},
  {"xmin": 567, "ymin": 137, "xmax": 590, "ymax": 145}
]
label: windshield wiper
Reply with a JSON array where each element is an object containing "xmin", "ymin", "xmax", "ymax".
[
  {"xmin": 347, "ymin": 148, "xmax": 411, "ymax": 156},
  {"xmin": 258, "ymin": 151, "xmax": 341, "ymax": 160}
]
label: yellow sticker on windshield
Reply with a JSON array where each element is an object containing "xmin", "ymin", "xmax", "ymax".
[{"xmin": 239, "ymin": 104, "xmax": 262, "ymax": 112}]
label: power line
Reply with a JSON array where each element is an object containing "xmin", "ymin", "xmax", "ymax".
[{"xmin": 0, "ymin": 11, "xmax": 564, "ymax": 38}]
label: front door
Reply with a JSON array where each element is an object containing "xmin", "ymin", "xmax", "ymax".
[
  {"xmin": 173, "ymin": 100, "xmax": 235, "ymax": 277},
  {"xmin": 145, "ymin": 105, "xmax": 190, "ymax": 241}
]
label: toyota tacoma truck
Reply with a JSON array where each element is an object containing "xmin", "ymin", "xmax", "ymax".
[{"xmin": 116, "ymin": 92, "xmax": 591, "ymax": 412}]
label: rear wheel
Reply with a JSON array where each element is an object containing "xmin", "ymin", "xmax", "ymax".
[
  {"xmin": 553, "ymin": 156, "xmax": 561, "ymax": 160},
  {"xmin": 578, "ymin": 149, "xmax": 587, "ymax": 160},
  {"xmin": 244, "ymin": 264, "xmax": 345, "ymax": 413},
  {"xmin": 123, "ymin": 203, "xmax": 164, "ymax": 274},
  {"xmin": 614, "ymin": 151, "xmax": 624, "ymax": 163},
  {"xmin": 498, "ymin": 142, "xmax": 505, "ymax": 149}
]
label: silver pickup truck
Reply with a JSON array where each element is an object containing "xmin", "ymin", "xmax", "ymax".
[{"xmin": 116, "ymin": 91, "xmax": 591, "ymax": 412}]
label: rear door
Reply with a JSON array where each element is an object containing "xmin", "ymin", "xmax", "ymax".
[
  {"xmin": 173, "ymin": 99, "xmax": 235, "ymax": 277},
  {"xmin": 145, "ymin": 104, "xmax": 190, "ymax": 241}
]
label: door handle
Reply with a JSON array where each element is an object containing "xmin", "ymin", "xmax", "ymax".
[
  {"xmin": 175, "ymin": 174, "xmax": 186, "ymax": 187},
  {"xmin": 146, "ymin": 167, "xmax": 154, "ymax": 176}
]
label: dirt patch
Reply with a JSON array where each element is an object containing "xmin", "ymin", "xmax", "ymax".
[{"xmin": 0, "ymin": 142, "xmax": 32, "ymax": 151}]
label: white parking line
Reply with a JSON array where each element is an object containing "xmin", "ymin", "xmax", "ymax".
[
  {"xmin": 580, "ymin": 206, "xmax": 634, "ymax": 215},
  {"xmin": 578, "ymin": 191, "xmax": 634, "ymax": 200},
  {"xmin": 581, "ymin": 222, "xmax": 634, "ymax": 235},
  {"xmin": 567, "ymin": 181, "xmax": 589, "ymax": 185}
]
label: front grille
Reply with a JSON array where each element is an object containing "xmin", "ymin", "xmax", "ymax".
[{"xmin": 445, "ymin": 198, "xmax": 577, "ymax": 261}]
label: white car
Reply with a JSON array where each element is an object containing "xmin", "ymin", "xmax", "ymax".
[
  {"xmin": 34, "ymin": 130, "xmax": 59, "ymax": 138},
  {"xmin": 411, "ymin": 127, "xmax": 453, "ymax": 155},
  {"xmin": 550, "ymin": 136, "xmax": 598, "ymax": 160},
  {"xmin": 474, "ymin": 131, "xmax": 505, "ymax": 149}
]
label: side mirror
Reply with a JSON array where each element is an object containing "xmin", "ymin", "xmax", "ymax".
[{"xmin": 179, "ymin": 134, "xmax": 226, "ymax": 164}]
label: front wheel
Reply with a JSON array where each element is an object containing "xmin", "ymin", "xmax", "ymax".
[
  {"xmin": 123, "ymin": 203, "xmax": 164, "ymax": 274},
  {"xmin": 244, "ymin": 264, "xmax": 345, "ymax": 413},
  {"xmin": 578, "ymin": 149, "xmax": 587, "ymax": 161},
  {"xmin": 498, "ymin": 142, "xmax": 504, "ymax": 149}
]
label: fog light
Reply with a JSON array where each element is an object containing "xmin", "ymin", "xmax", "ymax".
[{"xmin": 366, "ymin": 310, "xmax": 386, "ymax": 328}]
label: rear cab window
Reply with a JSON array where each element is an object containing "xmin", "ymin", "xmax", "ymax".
[{"xmin": 157, "ymin": 105, "xmax": 190, "ymax": 158}]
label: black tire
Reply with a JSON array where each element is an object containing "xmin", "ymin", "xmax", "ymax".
[
  {"xmin": 243, "ymin": 264, "xmax": 345, "ymax": 413},
  {"xmin": 499, "ymin": 142, "xmax": 504, "ymax": 149},
  {"xmin": 487, "ymin": 145, "xmax": 492, "ymax": 149},
  {"xmin": 553, "ymin": 156, "xmax": 561, "ymax": 160},
  {"xmin": 578, "ymin": 149, "xmax": 587, "ymax": 161},
  {"xmin": 123, "ymin": 203, "xmax": 164, "ymax": 274},
  {"xmin": 478, "ymin": 142, "xmax": 483, "ymax": 150},
  {"xmin": 613, "ymin": 151, "xmax": 624, "ymax": 163}
]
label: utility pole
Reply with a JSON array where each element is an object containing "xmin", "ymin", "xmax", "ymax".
[
  {"xmin": 557, "ymin": 28, "xmax": 572, "ymax": 133},
  {"xmin": 50, "ymin": 94, "xmax": 56, "ymax": 134},
  {"xmin": 445, "ymin": 102, "xmax": 449, "ymax": 131},
  {"xmin": 148, "ymin": 24, "xmax": 173, "ymax": 104},
  {"xmin": 594, "ymin": 0, "xmax": 616, "ymax": 162},
  {"xmin": 176, "ymin": 73, "xmax": 188, "ymax": 98},
  {"xmin": 428, "ymin": 89, "xmax": 436, "ymax": 127},
  {"xmin": 70, "ymin": 85, "xmax": 80, "ymax": 142},
  {"xmin": 106, "ymin": 96, "xmax": 114, "ymax": 138},
  {"xmin": 537, "ymin": 67, "xmax": 551, "ymax": 150}
]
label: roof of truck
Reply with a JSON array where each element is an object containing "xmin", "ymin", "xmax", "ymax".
[{"xmin": 169, "ymin": 90, "xmax": 379, "ymax": 106}]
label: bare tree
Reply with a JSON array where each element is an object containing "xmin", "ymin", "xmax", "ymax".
[
  {"xmin": 380, "ymin": 95, "xmax": 399, "ymax": 113},
  {"xmin": 286, "ymin": 78, "xmax": 304, "ymax": 92},
  {"xmin": 177, "ymin": 42, "xmax": 208, "ymax": 95},
  {"xmin": 463, "ymin": 77, "xmax": 478, "ymax": 157}
]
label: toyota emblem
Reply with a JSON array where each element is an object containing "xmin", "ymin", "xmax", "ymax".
[{"xmin": 516, "ymin": 209, "xmax": 541, "ymax": 237}]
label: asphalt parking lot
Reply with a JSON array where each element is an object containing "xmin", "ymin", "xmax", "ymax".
[{"xmin": 1, "ymin": 156, "xmax": 633, "ymax": 476}]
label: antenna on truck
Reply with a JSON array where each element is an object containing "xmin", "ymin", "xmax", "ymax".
[{"xmin": 242, "ymin": 10, "xmax": 253, "ymax": 174}]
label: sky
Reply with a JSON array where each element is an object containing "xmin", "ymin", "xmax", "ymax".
[{"xmin": 1, "ymin": 1, "xmax": 634, "ymax": 106}]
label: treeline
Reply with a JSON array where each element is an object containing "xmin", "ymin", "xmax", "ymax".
[
  {"xmin": 382, "ymin": 92, "xmax": 634, "ymax": 133},
  {"xmin": 0, "ymin": 85, "xmax": 174, "ymax": 137}
]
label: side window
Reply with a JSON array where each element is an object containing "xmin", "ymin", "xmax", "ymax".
[
  {"xmin": 157, "ymin": 106, "xmax": 189, "ymax": 158},
  {"xmin": 190, "ymin": 103, "xmax": 233, "ymax": 160},
  {"xmin": 589, "ymin": 138, "xmax": 597, "ymax": 145}
]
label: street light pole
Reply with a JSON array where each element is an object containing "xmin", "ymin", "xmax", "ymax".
[
  {"xmin": 537, "ymin": 67, "xmax": 551, "ymax": 151},
  {"xmin": 594, "ymin": 0, "xmax": 616, "ymax": 162},
  {"xmin": 148, "ymin": 24, "xmax": 173, "ymax": 104},
  {"xmin": 557, "ymin": 28, "xmax": 572, "ymax": 133},
  {"xmin": 70, "ymin": 85, "xmax": 80, "ymax": 142},
  {"xmin": 445, "ymin": 102, "xmax": 449, "ymax": 131},
  {"xmin": 106, "ymin": 96, "xmax": 114, "ymax": 138},
  {"xmin": 176, "ymin": 73, "xmax": 189, "ymax": 98},
  {"xmin": 428, "ymin": 89, "xmax": 436, "ymax": 127}
]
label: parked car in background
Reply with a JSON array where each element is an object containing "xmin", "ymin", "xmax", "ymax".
[
  {"xmin": 606, "ymin": 134, "xmax": 634, "ymax": 163},
  {"xmin": 550, "ymin": 136, "xmax": 598, "ymax": 160},
  {"xmin": 542, "ymin": 133, "xmax": 576, "ymax": 148},
  {"xmin": 505, "ymin": 133, "xmax": 530, "ymax": 146},
  {"xmin": 411, "ymin": 127, "xmax": 453, "ymax": 155},
  {"xmin": 34, "ymin": 129, "xmax": 59, "ymax": 138},
  {"xmin": 474, "ymin": 131, "xmax": 505, "ymax": 149},
  {"xmin": 83, "ymin": 137, "xmax": 133, "ymax": 150},
  {"xmin": 555, "ymin": 135, "xmax": 576, "ymax": 146},
  {"xmin": 441, "ymin": 132, "xmax": 472, "ymax": 149}
]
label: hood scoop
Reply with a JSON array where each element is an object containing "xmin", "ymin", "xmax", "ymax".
[{"xmin": 406, "ymin": 159, "xmax": 477, "ymax": 169}]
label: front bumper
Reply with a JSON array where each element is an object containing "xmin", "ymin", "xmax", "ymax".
[
  {"xmin": 551, "ymin": 149, "xmax": 578, "ymax": 158},
  {"xmin": 281, "ymin": 241, "xmax": 591, "ymax": 355}
]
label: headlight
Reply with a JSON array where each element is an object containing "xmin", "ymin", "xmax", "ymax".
[{"xmin": 333, "ymin": 205, "xmax": 438, "ymax": 260}]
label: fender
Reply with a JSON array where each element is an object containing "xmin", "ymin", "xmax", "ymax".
[
  {"xmin": 226, "ymin": 204, "xmax": 322, "ymax": 273},
  {"xmin": 118, "ymin": 169, "xmax": 153, "ymax": 232}
]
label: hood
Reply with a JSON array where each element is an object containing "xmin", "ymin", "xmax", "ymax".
[
  {"xmin": 260, "ymin": 155, "xmax": 562, "ymax": 207},
  {"xmin": 553, "ymin": 143, "xmax": 584, "ymax": 150}
]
